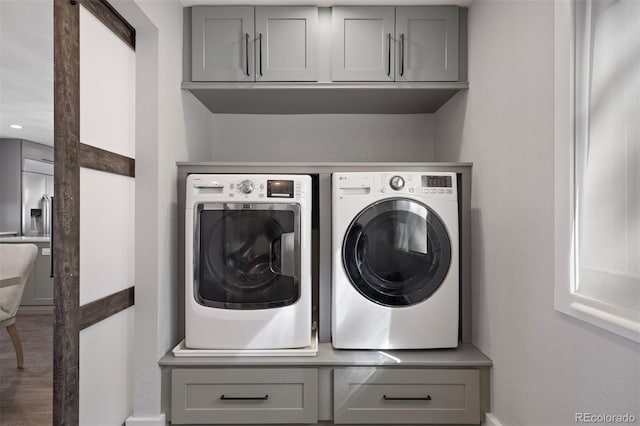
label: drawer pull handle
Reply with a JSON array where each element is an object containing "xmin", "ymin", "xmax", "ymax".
[
  {"xmin": 387, "ymin": 33, "xmax": 392, "ymax": 77},
  {"xmin": 245, "ymin": 32, "xmax": 250, "ymax": 76},
  {"xmin": 400, "ymin": 33, "xmax": 405, "ymax": 77},
  {"xmin": 259, "ymin": 33, "xmax": 263, "ymax": 77},
  {"xmin": 383, "ymin": 395, "xmax": 432, "ymax": 401},
  {"xmin": 220, "ymin": 394, "xmax": 269, "ymax": 401}
]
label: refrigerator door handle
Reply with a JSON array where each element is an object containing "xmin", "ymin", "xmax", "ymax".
[{"xmin": 50, "ymin": 196, "xmax": 54, "ymax": 278}]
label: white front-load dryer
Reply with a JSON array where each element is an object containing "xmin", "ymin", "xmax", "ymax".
[
  {"xmin": 185, "ymin": 174, "xmax": 312, "ymax": 349},
  {"xmin": 332, "ymin": 172, "xmax": 459, "ymax": 349}
]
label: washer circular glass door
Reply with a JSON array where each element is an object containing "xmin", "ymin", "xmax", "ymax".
[
  {"xmin": 196, "ymin": 203, "xmax": 300, "ymax": 310},
  {"xmin": 342, "ymin": 198, "xmax": 451, "ymax": 307}
]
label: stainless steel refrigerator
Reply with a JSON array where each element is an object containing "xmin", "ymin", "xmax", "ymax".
[
  {"xmin": 21, "ymin": 158, "xmax": 54, "ymax": 237},
  {"xmin": 0, "ymin": 139, "xmax": 54, "ymax": 237}
]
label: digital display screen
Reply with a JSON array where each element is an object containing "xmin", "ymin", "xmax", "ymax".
[
  {"xmin": 422, "ymin": 175, "xmax": 453, "ymax": 188},
  {"xmin": 267, "ymin": 180, "xmax": 294, "ymax": 198}
]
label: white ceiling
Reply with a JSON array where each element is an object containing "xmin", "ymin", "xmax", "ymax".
[{"xmin": 0, "ymin": 0, "xmax": 54, "ymax": 146}]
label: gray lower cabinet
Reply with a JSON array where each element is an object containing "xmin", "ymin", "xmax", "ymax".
[
  {"xmin": 333, "ymin": 368, "xmax": 480, "ymax": 424},
  {"xmin": 332, "ymin": 6, "xmax": 459, "ymax": 82},
  {"xmin": 24, "ymin": 242, "xmax": 53, "ymax": 305},
  {"xmin": 169, "ymin": 366, "xmax": 482, "ymax": 425},
  {"xmin": 1, "ymin": 241, "xmax": 53, "ymax": 306},
  {"xmin": 191, "ymin": 6, "xmax": 318, "ymax": 82},
  {"xmin": 171, "ymin": 368, "xmax": 318, "ymax": 424}
]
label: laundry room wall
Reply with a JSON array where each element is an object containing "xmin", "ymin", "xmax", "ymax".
[
  {"xmin": 210, "ymin": 114, "xmax": 436, "ymax": 161},
  {"xmin": 434, "ymin": 1, "xmax": 640, "ymax": 425},
  {"xmin": 111, "ymin": 0, "xmax": 215, "ymax": 423}
]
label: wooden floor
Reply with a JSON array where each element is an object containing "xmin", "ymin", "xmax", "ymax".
[{"xmin": 0, "ymin": 314, "xmax": 52, "ymax": 426}]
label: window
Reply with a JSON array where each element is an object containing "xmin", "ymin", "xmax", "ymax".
[{"xmin": 554, "ymin": 0, "xmax": 640, "ymax": 342}]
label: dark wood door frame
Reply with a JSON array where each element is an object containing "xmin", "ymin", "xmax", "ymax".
[{"xmin": 53, "ymin": 1, "xmax": 136, "ymax": 424}]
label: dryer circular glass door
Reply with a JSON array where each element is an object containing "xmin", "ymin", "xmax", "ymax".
[
  {"xmin": 195, "ymin": 203, "xmax": 301, "ymax": 310},
  {"xmin": 342, "ymin": 198, "xmax": 451, "ymax": 307}
]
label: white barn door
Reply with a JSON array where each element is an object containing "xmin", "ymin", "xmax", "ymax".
[{"xmin": 53, "ymin": 1, "xmax": 136, "ymax": 424}]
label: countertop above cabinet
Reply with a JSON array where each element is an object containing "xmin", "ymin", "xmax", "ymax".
[
  {"xmin": 182, "ymin": 5, "xmax": 468, "ymax": 114},
  {"xmin": 160, "ymin": 342, "xmax": 492, "ymax": 367}
]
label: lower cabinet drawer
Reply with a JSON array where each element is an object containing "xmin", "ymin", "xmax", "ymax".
[
  {"xmin": 333, "ymin": 368, "xmax": 480, "ymax": 424},
  {"xmin": 171, "ymin": 368, "xmax": 318, "ymax": 424}
]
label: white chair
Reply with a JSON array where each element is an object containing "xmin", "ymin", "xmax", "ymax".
[{"xmin": 0, "ymin": 243, "xmax": 38, "ymax": 369}]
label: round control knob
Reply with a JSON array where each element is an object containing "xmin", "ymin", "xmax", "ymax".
[
  {"xmin": 239, "ymin": 180, "xmax": 254, "ymax": 194},
  {"xmin": 389, "ymin": 175, "xmax": 405, "ymax": 191}
]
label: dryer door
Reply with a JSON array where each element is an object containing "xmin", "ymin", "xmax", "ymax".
[
  {"xmin": 194, "ymin": 203, "xmax": 301, "ymax": 309},
  {"xmin": 342, "ymin": 198, "xmax": 451, "ymax": 306}
]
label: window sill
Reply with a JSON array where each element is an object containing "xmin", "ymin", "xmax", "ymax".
[{"xmin": 555, "ymin": 293, "xmax": 640, "ymax": 343}]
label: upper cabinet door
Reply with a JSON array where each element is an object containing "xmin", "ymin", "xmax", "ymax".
[
  {"xmin": 255, "ymin": 7, "xmax": 318, "ymax": 82},
  {"xmin": 332, "ymin": 7, "xmax": 395, "ymax": 82},
  {"xmin": 395, "ymin": 6, "xmax": 459, "ymax": 82},
  {"xmin": 192, "ymin": 6, "xmax": 254, "ymax": 82}
]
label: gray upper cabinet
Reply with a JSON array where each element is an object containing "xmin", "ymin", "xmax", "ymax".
[
  {"xmin": 255, "ymin": 7, "xmax": 318, "ymax": 82},
  {"xmin": 396, "ymin": 6, "xmax": 459, "ymax": 82},
  {"xmin": 332, "ymin": 6, "xmax": 459, "ymax": 82},
  {"xmin": 191, "ymin": 6, "xmax": 317, "ymax": 82},
  {"xmin": 332, "ymin": 7, "xmax": 395, "ymax": 81},
  {"xmin": 22, "ymin": 140, "xmax": 54, "ymax": 163},
  {"xmin": 191, "ymin": 7, "xmax": 255, "ymax": 82}
]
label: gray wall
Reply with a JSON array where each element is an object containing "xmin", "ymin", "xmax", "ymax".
[
  {"xmin": 115, "ymin": 0, "xmax": 215, "ymax": 423},
  {"xmin": 434, "ymin": 1, "xmax": 640, "ymax": 425},
  {"xmin": 211, "ymin": 114, "xmax": 435, "ymax": 161}
]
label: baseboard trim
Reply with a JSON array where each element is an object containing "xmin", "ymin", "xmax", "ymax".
[
  {"xmin": 484, "ymin": 412, "xmax": 505, "ymax": 426},
  {"xmin": 125, "ymin": 413, "xmax": 166, "ymax": 426}
]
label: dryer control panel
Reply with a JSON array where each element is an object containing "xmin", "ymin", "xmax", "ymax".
[
  {"xmin": 333, "ymin": 172, "xmax": 457, "ymax": 202},
  {"xmin": 377, "ymin": 172, "xmax": 457, "ymax": 200}
]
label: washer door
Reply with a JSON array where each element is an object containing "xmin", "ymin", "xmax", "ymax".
[
  {"xmin": 342, "ymin": 198, "xmax": 451, "ymax": 307},
  {"xmin": 195, "ymin": 203, "xmax": 300, "ymax": 309}
]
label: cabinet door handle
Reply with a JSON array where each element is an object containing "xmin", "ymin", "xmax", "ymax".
[
  {"xmin": 400, "ymin": 33, "xmax": 405, "ymax": 77},
  {"xmin": 383, "ymin": 395, "xmax": 432, "ymax": 401},
  {"xmin": 221, "ymin": 394, "xmax": 269, "ymax": 401},
  {"xmin": 259, "ymin": 33, "xmax": 263, "ymax": 77},
  {"xmin": 245, "ymin": 33, "xmax": 250, "ymax": 76},
  {"xmin": 387, "ymin": 33, "xmax": 392, "ymax": 77}
]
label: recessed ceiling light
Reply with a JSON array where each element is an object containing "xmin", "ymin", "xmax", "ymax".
[{"xmin": 10, "ymin": 124, "xmax": 23, "ymax": 129}]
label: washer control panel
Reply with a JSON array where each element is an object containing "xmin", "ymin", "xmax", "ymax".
[{"xmin": 189, "ymin": 174, "xmax": 308, "ymax": 201}]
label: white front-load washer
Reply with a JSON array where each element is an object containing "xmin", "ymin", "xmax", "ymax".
[
  {"xmin": 185, "ymin": 174, "xmax": 312, "ymax": 349},
  {"xmin": 332, "ymin": 171, "xmax": 459, "ymax": 349}
]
